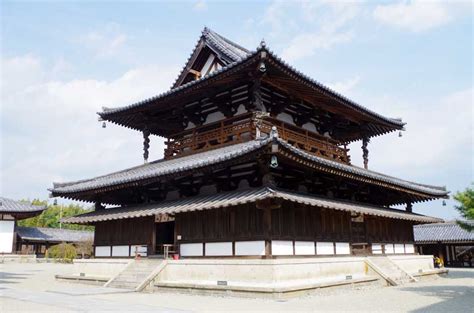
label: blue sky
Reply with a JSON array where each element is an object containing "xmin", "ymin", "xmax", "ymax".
[{"xmin": 1, "ymin": 1, "xmax": 472, "ymax": 219}]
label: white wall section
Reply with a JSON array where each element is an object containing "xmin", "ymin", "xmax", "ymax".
[
  {"xmin": 0, "ymin": 220, "xmax": 14, "ymax": 253},
  {"xmin": 271, "ymin": 240, "xmax": 293, "ymax": 256},
  {"xmin": 205, "ymin": 242, "xmax": 233, "ymax": 256},
  {"xmin": 335, "ymin": 242, "xmax": 350, "ymax": 255},
  {"xmin": 316, "ymin": 242, "xmax": 334, "ymax": 255},
  {"xmin": 385, "ymin": 244, "xmax": 394, "ymax": 254},
  {"xmin": 95, "ymin": 246, "xmax": 111, "ymax": 257},
  {"xmin": 180, "ymin": 243, "xmax": 203, "ymax": 257},
  {"xmin": 112, "ymin": 245, "xmax": 129, "ymax": 257},
  {"xmin": 372, "ymin": 244, "xmax": 383, "ymax": 254},
  {"xmin": 395, "ymin": 244, "xmax": 405, "ymax": 254},
  {"xmin": 295, "ymin": 241, "xmax": 315, "ymax": 255},
  {"xmin": 235, "ymin": 241, "xmax": 265, "ymax": 256},
  {"xmin": 405, "ymin": 244, "xmax": 415, "ymax": 254}
]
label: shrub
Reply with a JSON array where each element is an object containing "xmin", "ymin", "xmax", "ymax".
[{"xmin": 46, "ymin": 243, "xmax": 76, "ymax": 262}]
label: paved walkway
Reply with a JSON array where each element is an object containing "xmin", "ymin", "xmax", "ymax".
[{"xmin": 1, "ymin": 262, "xmax": 473, "ymax": 312}]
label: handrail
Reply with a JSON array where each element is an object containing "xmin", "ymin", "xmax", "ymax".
[{"xmin": 164, "ymin": 114, "xmax": 350, "ymax": 164}]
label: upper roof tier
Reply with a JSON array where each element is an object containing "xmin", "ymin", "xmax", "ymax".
[{"xmin": 99, "ymin": 28, "xmax": 405, "ymax": 142}]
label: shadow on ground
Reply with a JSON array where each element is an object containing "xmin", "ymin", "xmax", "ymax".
[
  {"xmin": 0, "ymin": 271, "xmax": 29, "ymax": 284},
  {"xmin": 402, "ymin": 271, "xmax": 474, "ymax": 313}
]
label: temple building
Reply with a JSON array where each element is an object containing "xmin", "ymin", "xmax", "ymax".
[
  {"xmin": 54, "ymin": 28, "xmax": 449, "ymax": 259},
  {"xmin": 0, "ymin": 197, "xmax": 45, "ymax": 254}
]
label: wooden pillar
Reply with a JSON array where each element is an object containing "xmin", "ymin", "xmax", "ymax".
[
  {"xmin": 143, "ymin": 128, "xmax": 150, "ymax": 163},
  {"xmin": 362, "ymin": 136, "xmax": 370, "ymax": 169},
  {"xmin": 149, "ymin": 217, "xmax": 156, "ymax": 256},
  {"xmin": 263, "ymin": 207, "xmax": 272, "ymax": 258}
]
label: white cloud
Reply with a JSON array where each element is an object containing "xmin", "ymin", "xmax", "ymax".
[
  {"xmin": 327, "ymin": 76, "xmax": 361, "ymax": 94},
  {"xmin": 262, "ymin": 1, "xmax": 359, "ymax": 62},
  {"xmin": 1, "ymin": 54, "xmax": 179, "ymax": 202},
  {"xmin": 373, "ymin": 1, "xmax": 458, "ymax": 32},
  {"xmin": 193, "ymin": 0, "xmax": 207, "ymax": 11},
  {"xmin": 76, "ymin": 23, "xmax": 127, "ymax": 57},
  {"xmin": 349, "ymin": 87, "xmax": 473, "ymax": 178}
]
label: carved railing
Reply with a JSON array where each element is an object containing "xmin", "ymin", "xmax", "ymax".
[
  {"xmin": 259, "ymin": 117, "xmax": 350, "ymax": 164},
  {"xmin": 164, "ymin": 113, "xmax": 350, "ymax": 164}
]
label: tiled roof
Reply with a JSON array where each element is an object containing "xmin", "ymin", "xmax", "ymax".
[
  {"xmin": 99, "ymin": 32, "xmax": 404, "ymax": 131},
  {"xmin": 171, "ymin": 27, "xmax": 250, "ymax": 89},
  {"xmin": 51, "ymin": 136, "xmax": 448, "ymax": 199},
  {"xmin": 16, "ymin": 227, "xmax": 94, "ymax": 243},
  {"xmin": 202, "ymin": 27, "xmax": 250, "ymax": 62},
  {"xmin": 62, "ymin": 187, "xmax": 442, "ymax": 225},
  {"xmin": 278, "ymin": 140, "xmax": 448, "ymax": 197},
  {"xmin": 414, "ymin": 221, "xmax": 474, "ymax": 243},
  {"xmin": 0, "ymin": 197, "xmax": 46, "ymax": 213},
  {"xmin": 52, "ymin": 138, "xmax": 271, "ymax": 194}
]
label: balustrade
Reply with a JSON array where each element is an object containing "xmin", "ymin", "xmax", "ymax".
[{"xmin": 164, "ymin": 114, "xmax": 350, "ymax": 164}]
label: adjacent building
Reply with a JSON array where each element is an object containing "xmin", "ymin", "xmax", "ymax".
[
  {"xmin": 55, "ymin": 28, "xmax": 448, "ymax": 259},
  {"xmin": 0, "ymin": 197, "xmax": 45, "ymax": 254},
  {"xmin": 16, "ymin": 226, "xmax": 94, "ymax": 256},
  {"xmin": 415, "ymin": 221, "xmax": 474, "ymax": 267}
]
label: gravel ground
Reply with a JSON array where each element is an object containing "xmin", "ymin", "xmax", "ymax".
[{"xmin": 0, "ymin": 262, "xmax": 473, "ymax": 312}]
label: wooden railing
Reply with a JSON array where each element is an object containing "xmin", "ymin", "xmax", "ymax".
[{"xmin": 164, "ymin": 113, "xmax": 350, "ymax": 164}]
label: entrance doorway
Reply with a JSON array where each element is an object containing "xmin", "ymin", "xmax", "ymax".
[{"xmin": 155, "ymin": 221, "xmax": 175, "ymax": 256}]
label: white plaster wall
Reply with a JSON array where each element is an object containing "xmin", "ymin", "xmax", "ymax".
[
  {"xmin": 385, "ymin": 244, "xmax": 394, "ymax": 254},
  {"xmin": 395, "ymin": 244, "xmax": 405, "ymax": 254},
  {"xmin": 112, "ymin": 245, "xmax": 129, "ymax": 257},
  {"xmin": 95, "ymin": 246, "xmax": 111, "ymax": 257},
  {"xmin": 389, "ymin": 255, "xmax": 435, "ymax": 273},
  {"xmin": 235, "ymin": 241, "xmax": 265, "ymax": 256},
  {"xmin": 302, "ymin": 122, "xmax": 317, "ymax": 133},
  {"xmin": 276, "ymin": 112, "xmax": 295, "ymax": 125},
  {"xmin": 405, "ymin": 244, "xmax": 415, "ymax": 254},
  {"xmin": 295, "ymin": 241, "xmax": 315, "ymax": 255},
  {"xmin": 372, "ymin": 244, "xmax": 383, "ymax": 254},
  {"xmin": 335, "ymin": 242, "xmax": 350, "ymax": 255},
  {"xmin": 316, "ymin": 242, "xmax": 334, "ymax": 255},
  {"xmin": 235, "ymin": 104, "xmax": 246, "ymax": 115},
  {"xmin": 131, "ymin": 245, "xmax": 148, "ymax": 257},
  {"xmin": 271, "ymin": 241, "xmax": 293, "ymax": 256},
  {"xmin": 0, "ymin": 220, "xmax": 14, "ymax": 253},
  {"xmin": 205, "ymin": 242, "xmax": 232, "ymax": 256},
  {"xmin": 181, "ymin": 243, "xmax": 203, "ymax": 257},
  {"xmin": 204, "ymin": 112, "xmax": 225, "ymax": 125}
]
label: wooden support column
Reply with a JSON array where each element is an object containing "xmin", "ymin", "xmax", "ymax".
[
  {"xmin": 143, "ymin": 128, "xmax": 150, "ymax": 163},
  {"xmin": 406, "ymin": 202, "xmax": 413, "ymax": 213},
  {"xmin": 149, "ymin": 216, "xmax": 156, "ymax": 256},
  {"xmin": 263, "ymin": 206, "xmax": 272, "ymax": 258},
  {"xmin": 362, "ymin": 136, "xmax": 370, "ymax": 169}
]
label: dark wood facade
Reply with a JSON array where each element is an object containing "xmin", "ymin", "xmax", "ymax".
[{"xmin": 57, "ymin": 29, "xmax": 447, "ymax": 259}]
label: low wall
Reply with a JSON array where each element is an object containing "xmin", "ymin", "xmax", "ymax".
[
  {"xmin": 153, "ymin": 257, "xmax": 380, "ymax": 295},
  {"xmin": 0, "ymin": 254, "xmax": 37, "ymax": 263},
  {"xmin": 71, "ymin": 258, "xmax": 131, "ymax": 279},
  {"xmin": 389, "ymin": 255, "xmax": 435, "ymax": 274}
]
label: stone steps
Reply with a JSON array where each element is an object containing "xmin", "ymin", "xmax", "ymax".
[
  {"xmin": 106, "ymin": 259, "xmax": 164, "ymax": 290},
  {"xmin": 366, "ymin": 256, "xmax": 413, "ymax": 286}
]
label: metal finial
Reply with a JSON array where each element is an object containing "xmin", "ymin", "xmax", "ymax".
[
  {"xmin": 270, "ymin": 126, "xmax": 278, "ymax": 138},
  {"xmin": 260, "ymin": 38, "xmax": 266, "ymax": 47}
]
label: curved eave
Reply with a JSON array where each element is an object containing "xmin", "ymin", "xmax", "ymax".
[
  {"xmin": 99, "ymin": 46, "xmax": 405, "ymax": 139},
  {"xmin": 50, "ymin": 137, "xmax": 448, "ymax": 205}
]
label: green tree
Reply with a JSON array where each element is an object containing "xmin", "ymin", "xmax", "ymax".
[
  {"xmin": 18, "ymin": 200, "xmax": 94, "ymax": 231},
  {"xmin": 453, "ymin": 184, "xmax": 474, "ymax": 232}
]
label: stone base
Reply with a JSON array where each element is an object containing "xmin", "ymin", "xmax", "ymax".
[{"xmin": 0, "ymin": 254, "xmax": 37, "ymax": 263}]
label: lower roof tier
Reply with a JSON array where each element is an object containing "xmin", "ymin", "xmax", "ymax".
[
  {"xmin": 51, "ymin": 134, "xmax": 449, "ymax": 206},
  {"xmin": 62, "ymin": 186, "xmax": 442, "ymax": 225}
]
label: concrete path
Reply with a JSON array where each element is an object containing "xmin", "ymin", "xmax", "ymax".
[{"xmin": 1, "ymin": 262, "xmax": 473, "ymax": 312}]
